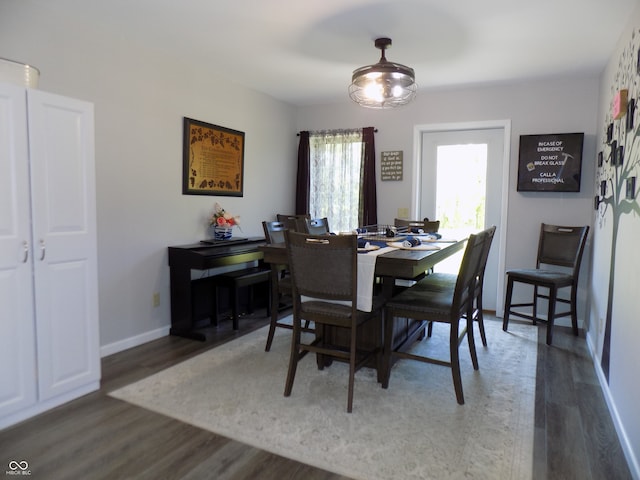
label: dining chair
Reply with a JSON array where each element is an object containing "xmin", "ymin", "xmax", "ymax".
[
  {"xmin": 503, "ymin": 223, "xmax": 589, "ymax": 345},
  {"xmin": 276, "ymin": 213, "xmax": 309, "ymax": 233},
  {"xmin": 382, "ymin": 227, "xmax": 491, "ymax": 404},
  {"xmin": 425, "ymin": 225, "xmax": 496, "ymax": 346},
  {"xmin": 262, "ymin": 221, "xmax": 313, "ymax": 351},
  {"xmin": 284, "ymin": 230, "xmax": 384, "ymax": 413},
  {"xmin": 393, "ymin": 218, "xmax": 440, "ymax": 233},
  {"xmin": 304, "ymin": 217, "xmax": 330, "ymax": 235}
]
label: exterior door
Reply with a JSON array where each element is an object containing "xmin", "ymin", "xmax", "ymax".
[{"xmin": 413, "ymin": 122, "xmax": 510, "ymax": 312}]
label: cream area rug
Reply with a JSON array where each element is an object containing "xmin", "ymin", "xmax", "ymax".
[{"xmin": 109, "ymin": 318, "xmax": 536, "ymax": 480}]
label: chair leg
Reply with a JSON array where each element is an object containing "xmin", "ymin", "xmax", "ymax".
[
  {"xmin": 265, "ymin": 271, "xmax": 280, "ymax": 351},
  {"xmin": 427, "ymin": 320, "xmax": 433, "ymax": 338},
  {"xmin": 450, "ymin": 319, "xmax": 464, "ymax": 405},
  {"xmin": 532, "ymin": 285, "xmax": 539, "ymax": 325},
  {"xmin": 466, "ymin": 316, "xmax": 479, "ymax": 371},
  {"xmin": 546, "ymin": 287, "xmax": 557, "ymax": 345},
  {"xmin": 503, "ymin": 277, "xmax": 514, "ymax": 331},
  {"xmin": 347, "ymin": 326, "xmax": 357, "ymax": 413},
  {"xmin": 570, "ymin": 283, "xmax": 579, "ymax": 336},
  {"xmin": 476, "ymin": 295, "xmax": 487, "ymax": 347},
  {"xmin": 382, "ymin": 309, "xmax": 394, "ymax": 389},
  {"xmin": 284, "ymin": 315, "xmax": 301, "ymax": 397}
]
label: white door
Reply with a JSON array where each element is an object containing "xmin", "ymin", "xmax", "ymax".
[
  {"xmin": 0, "ymin": 83, "xmax": 37, "ymax": 417},
  {"xmin": 413, "ymin": 122, "xmax": 510, "ymax": 312},
  {"xmin": 27, "ymin": 89, "xmax": 100, "ymax": 400}
]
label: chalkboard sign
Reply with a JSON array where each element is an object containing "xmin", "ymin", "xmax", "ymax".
[{"xmin": 517, "ymin": 133, "xmax": 584, "ymax": 192}]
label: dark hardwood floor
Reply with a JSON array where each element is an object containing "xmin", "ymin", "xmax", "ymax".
[{"xmin": 0, "ymin": 309, "xmax": 632, "ymax": 480}]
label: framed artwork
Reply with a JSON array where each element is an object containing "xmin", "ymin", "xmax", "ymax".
[
  {"xmin": 517, "ymin": 132, "xmax": 584, "ymax": 192},
  {"xmin": 182, "ymin": 117, "xmax": 245, "ymax": 196}
]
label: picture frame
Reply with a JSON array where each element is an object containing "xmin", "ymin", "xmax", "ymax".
[
  {"xmin": 182, "ymin": 117, "xmax": 245, "ymax": 196},
  {"xmin": 627, "ymin": 177, "xmax": 636, "ymax": 199}
]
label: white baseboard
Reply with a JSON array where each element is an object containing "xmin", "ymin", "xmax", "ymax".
[
  {"xmin": 586, "ymin": 331, "xmax": 640, "ymax": 480},
  {"xmin": 100, "ymin": 326, "xmax": 170, "ymax": 358}
]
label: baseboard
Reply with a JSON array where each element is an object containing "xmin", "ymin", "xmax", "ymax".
[
  {"xmin": 586, "ymin": 331, "xmax": 640, "ymax": 480},
  {"xmin": 100, "ymin": 326, "xmax": 170, "ymax": 358}
]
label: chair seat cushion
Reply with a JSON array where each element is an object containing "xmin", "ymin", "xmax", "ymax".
[
  {"xmin": 386, "ymin": 281, "xmax": 457, "ymax": 322},
  {"xmin": 301, "ymin": 294, "xmax": 384, "ymax": 326},
  {"xmin": 506, "ymin": 268, "xmax": 574, "ymax": 287}
]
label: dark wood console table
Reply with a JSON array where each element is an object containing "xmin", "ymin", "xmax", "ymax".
[{"xmin": 168, "ymin": 237, "xmax": 266, "ymax": 340}]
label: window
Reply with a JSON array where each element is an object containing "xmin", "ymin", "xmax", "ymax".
[{"xmin": 309, "ymin": 130, "xmax": 363, "ymax": 233}]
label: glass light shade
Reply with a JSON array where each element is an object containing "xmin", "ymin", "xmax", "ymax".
[
  {"xmin": 0, "ymin": 57, "xmax": 40, "ymax": 88},
  {"xmin": 348, "ymin": 40, "xmax": 416, "ymax": 109}
]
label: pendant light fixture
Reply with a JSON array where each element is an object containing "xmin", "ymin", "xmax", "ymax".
[{"xmin": 348, "ymin": 38, "xmax": 417, "ymax": 109}]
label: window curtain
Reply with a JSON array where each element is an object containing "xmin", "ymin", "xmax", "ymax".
[
  {"xmin": 361, "ymin": 126, "xmax": 377, "ymax": 226},
  {"xmin": 295, "ymin": 131, "xmax": 310, "ymax": 215},
  {"xmin": 295, "ymin": 127, "xmax": 377, "ymax": 232}
]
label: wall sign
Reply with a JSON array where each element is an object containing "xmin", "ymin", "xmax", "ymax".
[
  {"xmin": 182, "ymin": 117, "xmax": 245, "ymax": 196},
  {"xmin": 381, "ymin": 151, "xmax": 403, "ymax": 181},
  {"xmin": 517, "ymin": 132, "xmax": 584, "ymax": 192}
]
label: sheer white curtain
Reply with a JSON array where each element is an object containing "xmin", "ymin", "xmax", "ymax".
[{"xmin": 309, "ymin": 129, "xmax": 363, "ymax": 233}]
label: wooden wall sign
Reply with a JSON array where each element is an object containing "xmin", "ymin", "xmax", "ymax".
[
  {"xmin": 381, "ymin": 151, "xmax": 403, "ymax": 181},
  {"xmin": 182, "ymin": 117, "xmax": 245, "ymax": 196},
  {"xmin": 517, "ymin": 133, "xmax": 584, "ymax": 192}
]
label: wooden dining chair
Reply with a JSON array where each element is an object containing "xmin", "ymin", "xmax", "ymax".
[
  {"xmin": 304, "ymin": 217, "xmax": 330, "ymax": 235},
  {"xmin": 425, "ymin": 225, "xmax": 496, "ymax": 346},
  {"xmin": 382, "ymin": 227, "xmax": 491, "ymax": 404},
  {"xmin": 262, "ymin": 221, "xmax": 313, "ymax": 351},
  {"xmin": 503, "ymin": 224, "xmax": 589, "ymax": 345},
  {"xmin": 276, "ymin": 213, "xmax": 309, "ymax": 233},
  {"xmin": 284, "ymin": 230, "xmax": 384, "ymax": 412},
  {"xmin": 393, "ymin": 218, "xmax": 440, "ymax": 233}
]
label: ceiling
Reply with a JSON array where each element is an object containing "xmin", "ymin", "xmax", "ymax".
[{"xmin": 26, "ymin": 0, "xmax": 640, "ymax": 106}]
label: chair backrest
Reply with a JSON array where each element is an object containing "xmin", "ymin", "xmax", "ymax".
[
  {"xmin": 536, "ymin": 224, "xmax": 589, "ymax": 275},
  {"xmin": 452, "ymin": 228, "xmax": 492, "ymax": 314},
  {"xmin": 305, "ymin": 217, "xmax": 330, "ymax": 235},
  {"xmin": 474, "ymin": 225, "xmax": 497, "ymax": 294},
  {"xmin": 276, "ymin": 213, "xmax": 310, "ymax": 233},
  {"xmin": 262, "ymin": 220, "xmax": 287, "ymax": 244},
  {"xmin": 284, "ymin": 230, "xmax": 357, "ymax": 304},
  {"xmin": 394, "ymin": 218, "xmax": 440, "ymax": 233}
]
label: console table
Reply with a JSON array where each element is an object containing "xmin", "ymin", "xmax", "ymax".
[{"xmin": 168, "ymin": 237, "xmax": 266, "ymax": 340}]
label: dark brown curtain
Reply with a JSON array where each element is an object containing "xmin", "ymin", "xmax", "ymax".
[
  {"xmin": 360, "ymin": 126, "xmax": 377, "ymax": 225},
  {"xmin": 295, "ymin": 131, "xmax": 310, "ymax": 215}
]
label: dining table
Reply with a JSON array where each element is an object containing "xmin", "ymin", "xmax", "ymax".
[{"xmin": 258, "ymin": 235, "xmax": 467, "ymax": 366}]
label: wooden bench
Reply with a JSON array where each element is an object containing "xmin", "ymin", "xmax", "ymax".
[{"xmin": 212, "ymin": 266, "xmax": 271, "ymax": 329}]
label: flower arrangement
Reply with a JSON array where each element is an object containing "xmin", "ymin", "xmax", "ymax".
[{"xmin": 209, "ymin": 202, "xmax": 240, "ymax": 229}]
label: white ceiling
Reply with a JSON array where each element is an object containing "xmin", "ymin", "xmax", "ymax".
[{"xmin": 26, "ymin": 0, "xmax": 640, "ymax": 106}]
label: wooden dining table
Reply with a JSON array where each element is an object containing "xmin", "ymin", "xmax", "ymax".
[{"xmin": 258, "ymin": 237, "xmax": 467, "ymax": 366}]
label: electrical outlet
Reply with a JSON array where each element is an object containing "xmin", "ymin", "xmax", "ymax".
[{"xmin": 153, "ymin": 292, "xmax": 160, "ymax": 308}]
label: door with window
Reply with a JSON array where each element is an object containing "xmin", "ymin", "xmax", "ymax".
[{"xmin": 414, "ymin": 124, "xmax": 509, "ymax": 312}]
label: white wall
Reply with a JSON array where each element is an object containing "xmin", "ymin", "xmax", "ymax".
[
  {"xmin": 296, "ymin": 77, "xmax": 599, "ymax": 321},
  {"xmin": 591, "ymin": 5, "xmax": 640, "ymax": 476},
  {"xmin": 0, "ymin": 1, "xmax": 298, "ymax": 350}
]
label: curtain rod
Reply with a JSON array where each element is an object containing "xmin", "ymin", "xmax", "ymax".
[{"xmin": 297, "ymin": 128, "xmax": 377, "ymax": 136}]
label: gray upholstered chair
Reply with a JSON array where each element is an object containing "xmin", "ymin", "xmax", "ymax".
[
  {"xmin": 382, "ymin": 227, "xmax": 493, "ymax": 404},
  {"xmin": 283, "ymin": 230, "xmax": 384, "ymax": 412},
  {"xmin": 503, "ymin": 224, "xmax": 589, "ymax": 345}
]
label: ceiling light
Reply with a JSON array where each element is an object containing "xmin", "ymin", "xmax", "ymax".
[{"xmin": 348, "ymin": 38, "xmax": 417, "ymax": 109}]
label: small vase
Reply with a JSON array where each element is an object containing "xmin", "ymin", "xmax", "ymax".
[{"xmin": 213, "ymin": 226, "xmax": 233, "ymax": 240}]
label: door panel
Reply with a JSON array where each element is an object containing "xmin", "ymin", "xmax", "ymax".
[{"xmin": 414, "ymin": 124, "xmax": 510, "ymax": 312}]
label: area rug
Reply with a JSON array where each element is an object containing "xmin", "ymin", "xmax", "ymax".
[{"xmin": 109, "ymin": 318, "xmax": 536, "ymax": 480}]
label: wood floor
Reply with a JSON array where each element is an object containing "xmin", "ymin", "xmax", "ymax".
[{"xmin": 0, "ymin": 309, "xmax": 632, "ymax": 480}]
